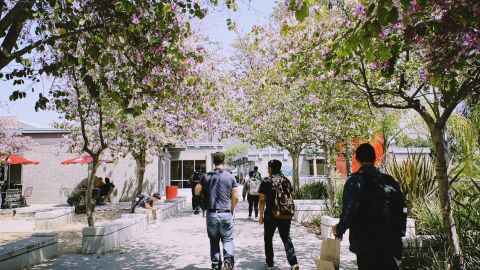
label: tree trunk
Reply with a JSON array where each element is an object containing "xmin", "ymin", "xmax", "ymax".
[
  {"xmin": 86, "ymin": 156, "xmax": 100, "ymax": 227},
  {"xmin": 323, "ymin": 144, "xmax": 335, "ymax": 201},
  {"xmin": 134, "ymin": 150, "xmax": 147, "ymax": 197},
  {"xmin": 345, "ymin": 139, "xmax": 353, "ymax": 176},
  {"xmin": 430, "ymin": 125, "xmax": 465, "ymax": 270},
  {"xmin": 290, "ymin": 150, "xmax": 300, "ymax": 193}
]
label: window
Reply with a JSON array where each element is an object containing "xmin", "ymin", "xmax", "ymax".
[
  {"xmin": 170, "ymin": 159, "xmax": 207, "ymax": 188},
  {"xmin": 195, "ymin": 160, "xmax": 206, "ymax": 173},
  {"xmin": 183, "ymin": 160, "xmax": 194, "ymax": 180},
  {"xmin": 171, "ymin": 161, "xmax": 182, "ymax": 181},
  {"xmin": 309, "ymin": 159, "xmax": 327, "ymax": 176}
]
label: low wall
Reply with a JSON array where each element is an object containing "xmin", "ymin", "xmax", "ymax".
[
  {"xmin": 293, "ymin": 200, "xmax": 326, "ymax": 223},
  {"xmin": 35, "ymin": 207, "xmax": 75, "ymax": 231},
  {"xmin": 82, "ymin": 216, "xmax": 147, "ymax": 254},
  {"xmin": 82, "ymin": 198, "xmax": 186, "ymax": 254},
  {"xmin": 0, "ymin": 232, "xmax": 59, "ymax": 270}
]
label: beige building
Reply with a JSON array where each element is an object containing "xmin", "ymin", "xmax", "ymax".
[
  {"xmin": 3, "ymin": 118, "xmax": 160, "ymax": 204},
  {"xmin": 4, "ymin": 118, "xmax": 226, "ymax": 204}
]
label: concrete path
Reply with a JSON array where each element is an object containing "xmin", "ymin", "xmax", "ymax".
[{"xmin": 30, "ymin": 201, "xmax": 357, "ymax": 270}]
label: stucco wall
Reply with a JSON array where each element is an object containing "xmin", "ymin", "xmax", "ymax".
[
  {"xmin": 96, "ymin": 154, "xmax": 158, "ymax": 202},
  {"xmin": 22, "ymin": 144, "xmax": 87, "ymax": 204},
  {"xmin": 21, "ymin": 143, "xmax": 159, "ymax": 204}
]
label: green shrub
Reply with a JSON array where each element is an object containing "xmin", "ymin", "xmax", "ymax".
[
  {"xmin": 323, "ymin": 186, "xmax": 343, "ymax": 218},
  {"xmin": 404, "ymin": 181, "xmax": 480, "ymax": 269},
  {"xmin": 411, "ymin": 198, "xmax": 444, "ymax": 235},
  {"xmin": 293, "ymin": 182, "xmax": 328, "ymax": 200},
  {"xmin": 385, "ymin": 154, "xmax": 437, "ymax": 211}
]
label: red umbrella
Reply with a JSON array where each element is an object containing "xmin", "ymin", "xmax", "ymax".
[
  {"xmin": 1, "ymin": 155, "xmax": 40, "ymax": 165},
  {"xmin": 61, "ymin": 155, "xmax": 113, "ymax": 165},
  {"xmin": 1, "ymin": 155, "xmax": 39, "ymax": 189}
]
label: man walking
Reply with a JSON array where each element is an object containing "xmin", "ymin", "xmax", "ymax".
[
  {"xmin": 333, "ymin": 143, "xmax": 407, "ymax": 270},
  {"xmin": 195, "ymin": 152, "xmax": 238, "ymax": 270},
  {"xmin": 258, "ymin": 159, "xmax": 299, "ymax": 270}
]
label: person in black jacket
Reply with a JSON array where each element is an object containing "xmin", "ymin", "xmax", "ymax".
[{"xmin": 333, "ymin": 143, "xmax": 407, "ymax": 270}]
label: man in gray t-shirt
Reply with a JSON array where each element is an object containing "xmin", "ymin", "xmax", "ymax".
[{"xmin": 195, "ymin": 152, "xmax": 238, "ymax": 270}]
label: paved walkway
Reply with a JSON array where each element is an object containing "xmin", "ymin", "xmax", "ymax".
[{"xmin": 30, "ymin": 201, "xmax": 357, "ymax": 270}]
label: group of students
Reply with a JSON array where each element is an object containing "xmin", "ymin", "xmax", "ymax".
[
  {"xmin": 194, "ymin": 152, "xmax": 300, "ymax": 270},
  {"xmin": 194, "ymin": 144, "xmax": 406, "ymax": 270},
  {"xmin": 129, "ymin": 143, "xmax": 406, "ymax": 270}
]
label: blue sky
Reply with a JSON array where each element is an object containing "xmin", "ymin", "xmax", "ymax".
[{"xmin": 0, "ymin": 0, "xmax": 279, "ymax": 127}]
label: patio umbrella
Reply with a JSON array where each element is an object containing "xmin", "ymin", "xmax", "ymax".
[
  {"xmin": 1, "ymin": 155, "xmax": 39, "ymax": 165},
  {"xmin": 61, "ymin": 155, "xmax": 114, "ymax": 198},
  {"xmin": 0, "ymin": 155, "xmax": 39, "ymax": 189},
  {"xmin": 61, "ymin": 155, "xmax": 113, "ymax": 165}
]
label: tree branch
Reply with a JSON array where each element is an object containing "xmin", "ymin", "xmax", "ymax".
[
  {"xmin": 0, "ymin": 24, "xmax": 102, "ymax": 69},
  {"xmin": 0, "ymin": 0, "xmax": 34, "ymax": 37}
]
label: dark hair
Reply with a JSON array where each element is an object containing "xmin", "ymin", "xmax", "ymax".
[
  {"xmin": 249, "ymin": 171, "xmax": 254, "ymax": 177},
  {"xmin": 355, "ymin": 143, "xmax": 376, "ymax": 163},
  {"xmin": 105, "ymin": 178, "xmax": 111, "ymax": 183},
  {"xmin": 152, "ymin": 192, "xmax": 161, "ymax": 199},
  {"xmin": 212, "ymin": 152, "xmax": 225, "ymax": 165},
  {"xmin": 268, "ymin": 159, "xmax": 282, "ymax": 174},
  {"xmin": 254, "ymin": 166, "xmax": 258, "ymax": 171}
]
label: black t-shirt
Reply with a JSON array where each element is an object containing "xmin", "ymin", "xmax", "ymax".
[
  {"xmin": 201, "ymin": 168, "xmax": 237, "ymax": 210},
  {"xmin": 258, "ymin": 174, "xmax": 293, "ymax": 218}
]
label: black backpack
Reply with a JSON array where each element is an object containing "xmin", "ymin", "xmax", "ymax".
[{"xmin": 357, "ymin": 170, "xmax": 407, "ymax": 237}]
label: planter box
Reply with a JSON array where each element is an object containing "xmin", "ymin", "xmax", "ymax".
[
  {"xmin": 293, "ymin": 200, "xmax": 326, "ymax": 223},
  {"xmin": 35, "ymin": 207, "xmax": 75, "ymax": 231},
  {"xmin": 406, "ymin": 218, "xmax": 416, "ymax": 238},
  {"xmin": 0, "ymin": 232, "xmax": 59, "ymax": 270}
]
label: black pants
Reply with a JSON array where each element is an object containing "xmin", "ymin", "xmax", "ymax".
[
  {"xmin": 247, "ymin": 194, "xmax": 259, "ymax": 217},
  {"xmin": 191, "ymin": 187, "xmax": 199, "ymax": 210},
  {"xmin": 357, "ymin": 249, "xmax": 399, "ymax": 270},
  {"xmin": 264, "ymin": 217, "xmax": 298, "ymax": 267}
]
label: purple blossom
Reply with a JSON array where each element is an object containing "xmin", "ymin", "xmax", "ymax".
[
  {"xmin": 420, "ymin": 69, "xmax": 429, "ymax": 83},
  {"xmin": 131, "ymin": 15, "xmax": 140, "ymax": 24},
  {"xmin": 354, "ymin": 4, "xmax": 366, "ymax": 18}
]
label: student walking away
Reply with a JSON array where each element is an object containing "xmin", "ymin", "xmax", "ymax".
[
  {"xmin": 242, "ymin": 171, "xmax": 261, "ymax": 219},
  {"xmin": 130, "ymin": 193, "xmax": 162, "ymax": 221},
  {"xmin": 189, "ymin": 170, "xmax": 205, "ymax": 215},
  {"xmin": 259, "ymin": 159, "xmax": 299, "ymax": 270},
  {"xmin": 195, "ymin": 152, "xmax": 238, "ymax": 270},
  {"xmin": 333, "ymin": 143, "xmax": 407, "ymax": 270},
  {"xmin": 253, "ymin": 166, "xmax": 262, "ymax": 181}
]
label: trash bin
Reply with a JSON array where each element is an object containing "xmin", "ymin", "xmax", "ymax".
[{"xmin": 166, "ymin": 186, "xmax": 178, "ymax": 201}]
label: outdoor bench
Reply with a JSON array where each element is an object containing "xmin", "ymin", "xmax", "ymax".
[
  {"xmin": 81, "ymin": 215, "xmax": 146, "ymax": 254},
  {"xmin": 0, "ymin": 232, "xmax": 59, "ymax": 270},
  {"xmin": 35, "ymin": 207, "xmax": 75, "ymax": 231}
]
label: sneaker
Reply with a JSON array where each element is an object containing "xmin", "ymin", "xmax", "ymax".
[
  {"xmin": 290, "ymin": 264, "xmax": 300, "ymax": 270},
  {"xmin": 264, "ymin": 263, "xmax": 273, "ymax": 269},
  {"xmin": 224, "ymin": 259, "xmax": 234, "ymax": 270}
]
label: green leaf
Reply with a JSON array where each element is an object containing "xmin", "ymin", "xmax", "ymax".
[
  {"xmin": 388, "ymin": 7, "xmax": 399, "ymax": 24},
  {"xmin": 379, "ymin": 49, "xmax": 392, "ymax": 62},
  {"xmin": 368, "ymin": 20, "xmax": 382, "ymax": 36},
  {"xmin": 295, "ymin": 3, "xmax": 309, "ymax": 22},
  {"xmin": 378, "ymin": 7, "xmax": 390, "ymax": 26},
  {"xmin": 366, "ymin": 3, "xmax": 376, "ymax": 16},
  {"xmin": 280, "ymin": 24, "xmax": 289, "ymax": 36}
]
